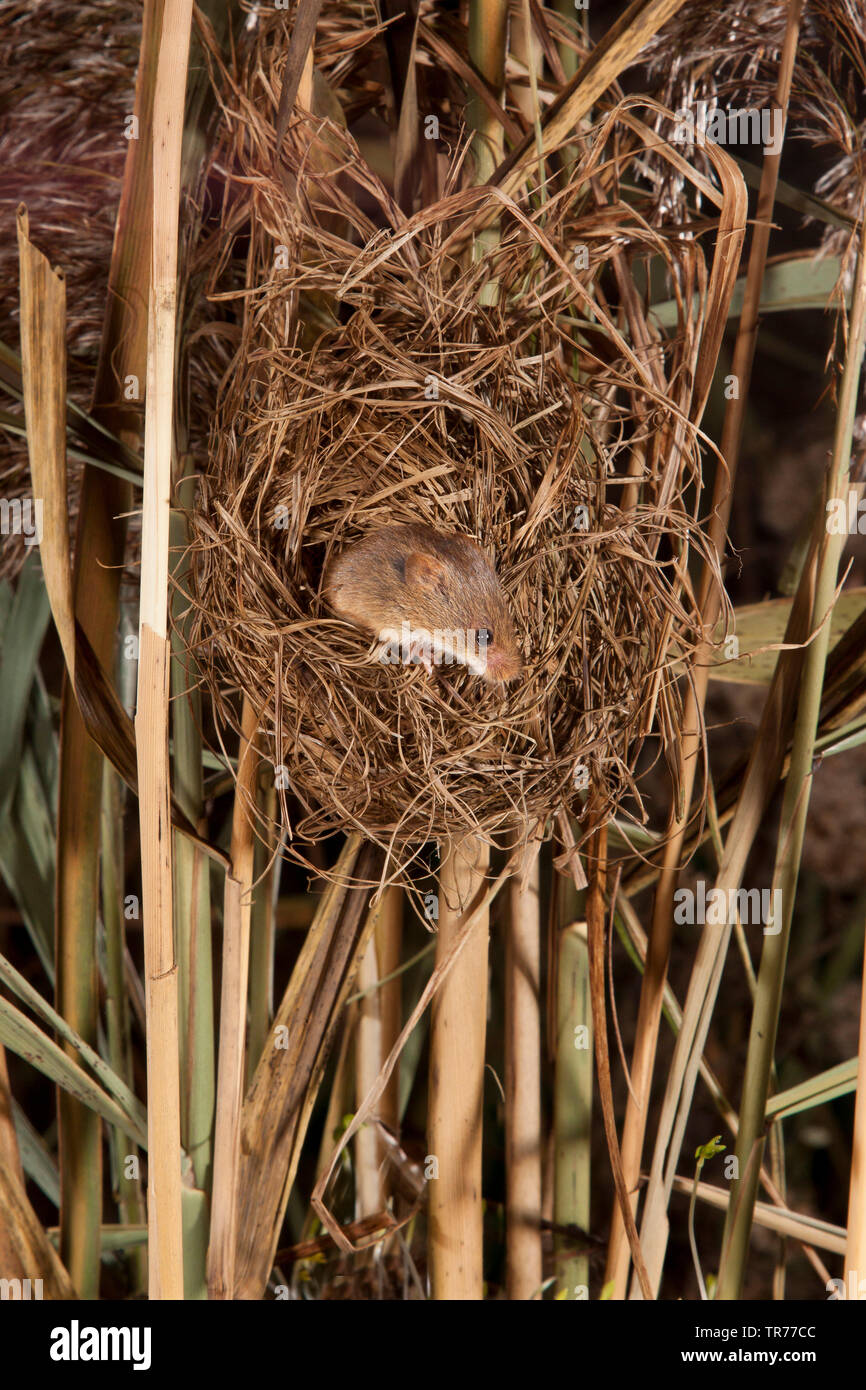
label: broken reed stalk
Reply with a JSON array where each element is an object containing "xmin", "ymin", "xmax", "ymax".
[
  {"xmin": 428, "ymin": 834, "xmax": 491, "ymax": 1300},
  {"xmin": 605, "ymin": 0, "xmax": 805, "ymax": 1298},
  {"xmin": 208, "ymin": 696, "xmax": 258, "ymax": 1299},
  {"xmin": 505, "ymin": 842, "xmax": 542, "ymax": 1300},
  {"xmin": 43, "ymin": 0, "xmax": 155, "ymax": 1284},
  {"xmin": 136, "ymin": 0, "xmax": 194, "ymax": 1301},
  {"xmin": 18, "ymin": 221, "xmax": 99, "ymax": 1296},
  {"xmin": 15, "ymin": 212, "xmax": 87, "ymax": 1294},
  {"xmin": 718, "ymin": 206, "xmax": 866, "ymax": 1300},
  {"xmin": 19, "ymin": 0, "xmax": 158, "ymax": 1290}
]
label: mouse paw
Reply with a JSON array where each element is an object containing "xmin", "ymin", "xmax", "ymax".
[{"xmin": 406, "ymin": 636, "xmax": 434, "ymax": 675}]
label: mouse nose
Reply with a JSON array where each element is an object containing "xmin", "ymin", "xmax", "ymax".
[{"xmin": 484, "ymin": 648, "xmax": 522, "ymax": 683}]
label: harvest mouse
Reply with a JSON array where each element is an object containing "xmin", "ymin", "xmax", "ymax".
[{"xmin": 324, "ymin": 523, "xmax": 522, "ymax": 683}]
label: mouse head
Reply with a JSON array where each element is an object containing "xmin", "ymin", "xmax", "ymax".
[{"xmin": 403, "ymin": 538, "xmax": 522, "ymax": 684}]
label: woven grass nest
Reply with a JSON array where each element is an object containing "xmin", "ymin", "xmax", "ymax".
[{"xmin": 184, "ymin": 90, "xmax": 728, "ymax": 869}]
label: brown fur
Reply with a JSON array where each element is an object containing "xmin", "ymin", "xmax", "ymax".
[{"xmin": 324, "ymin": 524, "xmax": 522, "ymax": 683}]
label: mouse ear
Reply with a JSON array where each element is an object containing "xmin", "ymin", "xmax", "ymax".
[{"xmin": 405, "ymin": 550, "xmax": 448, "ymax": 594}]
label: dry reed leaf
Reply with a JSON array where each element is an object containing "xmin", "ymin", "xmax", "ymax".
[
  {"xmin": 0, "ymin": 1160, "xmax": 76, "ymax": 1299},
  {"xmin": 710, "ymin": 588, "xmax": 866, "ymax": 685},
  {"xmin": 16, "ymin": 209, "xmax": 217, "ymax": 864},
  {"xmin": 16, "ymin": 208, "xmax": 75, "ymax": 675},
  {"xmin": 490, "ymin": 0, "xmax": 691, "ymax": 202},
  {"xmin": 273, "ymin": 0, "xmax": 326, "ymax": 153}
]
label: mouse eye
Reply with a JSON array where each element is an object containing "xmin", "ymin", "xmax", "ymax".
[{"xmin": 477, "ymin": 628, "xmax": 494, "ymax": 646}]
